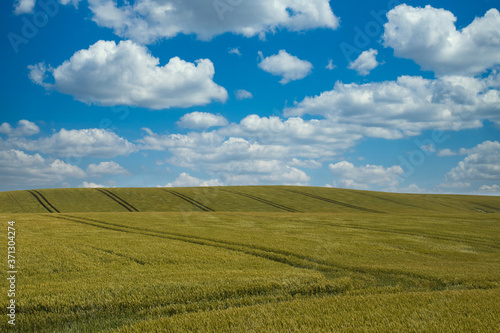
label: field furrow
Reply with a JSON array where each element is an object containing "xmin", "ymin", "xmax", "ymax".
[
  {"xmin": 164, "ymin": 190, "xmax": 214, "ymax": 212},
  {"xmin": 28, "ymin": 190, "xmax": 55, "ymax": 213},
  {"xmin": 97, "ymin": 189, "xmax": 139, "ymax": 212}
]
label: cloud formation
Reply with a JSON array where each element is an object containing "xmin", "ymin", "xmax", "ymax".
[
  {"xmin": 2, "ymin": 127, "xmax": 136, "ymax": 158},
  {"xmin": 81, "ymin": 181, "xmax": 105, "ymax": 188},
  {"xmin": 384, "ymin": 5, "xmax": 500, "ymax": 76},
  {"xmin": 445, "ymin": 141, "xmax": 500, "ymax": 182},
  {"xmin": 163, "ymin": 173, "xmax": 222, "ymax": 187},
  {"xmin": 13, "ymin": 0, "xmax": 35, "ymax": 14},
  {"xmin": 29, "ymin": 40, "xmax": 228, "ymax": 109},
  {"xmin": 177, "ymin": 112, "xmax": 228, "ymax": 129},
  {"xmin": 285, "ymin": 74, "xmax": 500, "ymax": 137},
  {"xmin": 0, "ymin": 120, "xmax": 39, "ymax": 137},
  {"xmin": 88, "ymin": 0, "xmax": 339, "ymax": 43},
  {"xmin": 0, "ymin": 149, "xmax": 85, "ymax": 187},
  {"xmin": 328, "ymin": 161, "xmax": 404, "ymax": 190},
  {"xmin": 87, "ymin": 161, "xmax": 129, "ymax": 175},
  {"xmin": 348, "ymin": 49, "xmax": 380, "ymax": 76},
  {"xmin": 235, "ymin": 89, "xmax": 253, "ymax": 100},
  {"xmin": 258, "ymin": 50, "xmax": 313, "ymax": 84}
]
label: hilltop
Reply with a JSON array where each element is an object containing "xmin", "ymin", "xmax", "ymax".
[{"xmin": 1, "ymin": 186, "xmax": 499, "ymax": 214}]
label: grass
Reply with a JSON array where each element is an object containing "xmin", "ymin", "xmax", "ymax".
[{"xmin": 0, "ymin": 186, "xmax": 499, "ymax": 332}]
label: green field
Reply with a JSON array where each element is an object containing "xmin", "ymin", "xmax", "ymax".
[{"xmin": 1, "ymin": 186, "xmax": 499, "ymax": 332}]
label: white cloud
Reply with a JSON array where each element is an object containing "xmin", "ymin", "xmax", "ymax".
[
  {"xmin": 229, "ymin": 48, "xmax": 242, "ymax": 56},
  {"xmin": 0, "ymin": 149, "xmax": 85, "ymax": 188},
  {"xmin": 437, "ymin": 149, "xmax": 456, "ymax": 157},
  {"xmin": 87, "ymin": 161, "xmax": 129, "ymax": 175},
  {"xmin": 258, "ymin": 50, "xmax": 313, "ymax": 84},
  {"xmin": 88, "ymin": 0, "xmax": 339, "ymax": 44},
  {"xmin": 348, "ymin": 49, "xmax": 380, "ymax": 76},
  {"xmin": 235, "ymin": 89, "xmax": 253, "ymax": 100},
  {"xmin": 162, "ymin": 173, "xmax": 222, "ymax": 187},
  {"xmin": 289, "ymin": 158, "xmax": 322, "ymax": 169},
  {"xmin": 477, "ymin": 184, "xmax": 500, "ymax": 193},
  {"xmin": 0, "ymin": 120, "xmax": 40, "ymax": 137},
  {"xmin": 81, "ymin": 181, "xmax": 105, "ymax": 188},
  {"xmin": 0, "ymin": 123, "xmax": 11, "ymax": 135},
  {"xmin": 27, "ymin": 62, "xmax": 50, "ymax": 88},
  {"xmin": 395, "ymin": 184, "xmax": 425, "ymax": 193},
  {"xmin": 384, "ymin": 5, "xmax": 500, "ymax": 76},
  {"xmin": 13, "ymin": 0, "xmax": 35, "ymax": 14},
  {"xmin": 29, "ymin": 40, "xmax": 228, "ymax": 109},
  {"xmin": 326, "ymin": 59, "xmax": 336, "ymax": 70},
  {"xmin": 9, "ymin": 128, "xmax": 136, "ymax": 158},
  {"xmin": 177, "ymin": 112, "xmax": 228, "ymax": 129},
  {"xmin": 59, "ymin": 0, "xmax": 81, "ymax": 7},
  {"xmin": 445, "ymin": 141, "xmax": 500, "ymax": 182},
  {"xmin": 437, "ymin": 182, "xmax": 472, "ymax": 189},
  {"xmin": 285, "ymin": 74, "xmax": 500, "ymax": 137},
  {"xmin": 328, "ymin": 161, "xmax": 404, "ymax": 190},
  {"xmin": 139, "ymin": 127, "xmax": 314, "ymax": 186}
]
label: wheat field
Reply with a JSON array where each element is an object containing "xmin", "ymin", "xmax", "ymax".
[{"xmin": 1, "ymin": 187, "xmax": 499, "ymax": 332}]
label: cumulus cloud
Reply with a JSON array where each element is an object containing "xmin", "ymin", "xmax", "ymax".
[
  {"xmin": 229, "ymin": 48, "xmax": 242, "ymax": 56},
  {"xmin": 384, "ymin": 5, "xmax": 500, "ymax": 76},
  {"xmin": 88, "ymin": 0, "xmax": 339, "ymax": 44},
  {"xmin": 87, "ymin": 161, "xmax": 129, "ymax": 175},
  {"xmin": 137, "ymin": 113, "xmax": 368, "ymax": 186},
  {"xmin": 138, "ymin": 127, "xmax": 313, "ymax": 186},
  {"xmin": 235, "ymin": 89, "xmax": 253, "ymax": 100},
  {"xmin": 0, "ymin": 149, "xmax": 85, "ymax": 188},
  {"xmin": 162, "ymin": 173, "xmax": 223, "ymax": 187},
  {"xmin": 437, "ymin": 149, "xmax": 457, "ymax": 157},
  {"xmin": 328, "ymin": 161, "xmax": 404, "ymax": 190},
  {"xmin": 395, "ymin": 184, "xmax": 425, "ymax": 194},
  {"xmin": 81, "ymin": 181, "xmax": 106, "ymax": 188},
  {"xmin": 8, "ymin": 128, "xmax": 136, "ymax": 158},
  {"xmin": 477, "ymin": 184, "xmax": 500, "ymax": 193},
  {"xmin": 437, "ymin": 182, "xmax": 472, "ymax": 190},
  {"xmin": 285, "ymin": 74, "xmax": 500, "ymax": 137},
  {"xmin": 348, "ymin": 49, "xmax": 380, "ymax": 76},
  {"xmin": 258, "ymin": 50, "xmax": 313, "ymax": 84},
  {"xmin": 445, "ymin": 141, "xmax": 500, "ymax": 182},
  {"xmin": 0, "ymin": 120, "xmax": 39, "ymax": 137},
  {"xmin": 289, "ymin": 158, "xmax": 322, "ymax": 169},
  {"xmin": 29, "ymin": 40, "xmax": 228, "ymax": 109},
  {"xmin": 326, "ymin": 59, "xmax": 336, "ymax": 70},
  {"xmin": 13, "ymin": 0, "xmax": 35, "ymax": 14},
  {"xmin": 177, "ymin": 112, "xmax": 228, "ymax": 129}
]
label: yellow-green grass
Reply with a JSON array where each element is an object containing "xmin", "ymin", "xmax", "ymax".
[
  {"xmin": 1, "ymin": 186, "xmax": 500, "ymax": 214},
  {"xmin": 0, "ymin": 207, "xmax": 499, "ymax": 332}
]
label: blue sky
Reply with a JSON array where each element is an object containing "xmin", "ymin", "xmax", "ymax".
[{"xmin": 1, "ymin": 0, "xmax": 499, "ymax": 194}]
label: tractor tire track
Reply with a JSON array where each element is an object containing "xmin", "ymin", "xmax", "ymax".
[
  {"xmin": 222, "ymin": 189, "xmax": 298, "ymax": 213},
  {"xmin": 28, "ymin": 190, "xmax": 57, "ymax": 213},
  {"xmin": 90, "ymin": 246, "xmax": 146, "ymax": 265},
  {"xmin": 32, "ymin": 190, "xmax": 60, "ymax": 213},
  {"xmin": 97, "ymin": 189, "xmax": 139, "ymax": 212},
  {"xmin": 344, "ymin": 189, "xmax": 426, "ymax": 211},
  {"xmin": 7, "ymin": 193, "xmax": 24, "ymax": 212},
  {"xmin": 164, "ymin": 190, "xmax": 214, "ymax": 212},
  {"xmin": 306, "ymin": 220, "xmax": 500, "ymax": 250},
  {"xmin": 280, "ymin": 188, "xmax": 383, "ymax": 214},
  {"xmin": 54, "ymin": 214, "xmax": 449, "ymax": 290}
]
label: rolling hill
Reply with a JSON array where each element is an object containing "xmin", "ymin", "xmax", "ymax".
[
  {"xmin": 1, "ymin": 186, "xmax": 499, "ymax": 214},
  {"xmin": 1, "ymin": 186, "xmax": 499, "ymax": 332}
]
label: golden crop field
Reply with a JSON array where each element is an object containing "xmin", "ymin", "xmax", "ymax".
[{"xmin": 1, "ymin": 186, "xmax": 499, "ymax": 332}]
